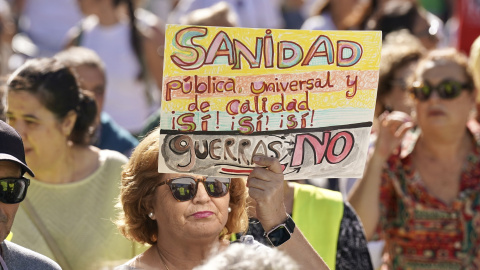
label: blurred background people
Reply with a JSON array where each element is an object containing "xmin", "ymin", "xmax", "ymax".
[
  {"xmin": 363, "ymin": 29, "xmax": 425, "ymax": 269},
  {"xmin": 365, "ymin": 0, "xmax": 444, "ymax": 49},
  {"xmin": 9, "ymin": 0, "xmax": 83, "ymax": 57},
  {"xmin": 349, "ymin": 48, "xmax": 480, "ymax": 269},
  {"xmin": 280, "ymin": 0, "xmax": 305, "ymax": 29},
  {"xmin": 168, "ymin": 0, "xmax": 283, "ymax": 29},
  {"xmin": 301, "ymin": 0, "xmax": 373, "ymax": 31},
  {"xmin": 55, "ymin": 46, "xmax": 138, "ymax": 156},
  {"xmin": 375, "ymin": 30, "xmax": 425, "ymax": 120},
  {"xmin": 0, "ymin": 0, "xmax": 15, "ymax": 76},
  {"xmin": 0, "ymin": 120, "xmax": 61, "ymax": 269},
  {"xmin": 67, "ymin": 0, "xmax": 164, "ymax": 134},
  {"xmin": 181, "ymin": 1, "xmax": 237, "ymax": 26},
  {"xmin": 5, "ymin": 58, "xmax": 139, "ymax": 269},
  {"xmin": 142, "ymin": 0, "xmax": 175, "ymax": 24}
]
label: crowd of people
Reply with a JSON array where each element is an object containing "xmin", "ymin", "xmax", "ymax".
[{"xmin": 0, "ymin": 0, "xmax": 479, "ymax": 269}]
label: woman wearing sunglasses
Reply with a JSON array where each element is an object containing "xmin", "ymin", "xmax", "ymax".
[
  {"xmin": 114, "ymin": 127, "xmax": 329, "ymax": 270},
  {"xmin": 5, "ymin": 58, "xmax": 140, "ymax": 269},
  {"xmin": 349, "ymin": 47, "xmax": 480, "ymax": 268}
]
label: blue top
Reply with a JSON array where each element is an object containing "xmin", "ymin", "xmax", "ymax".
[{"xmin": 94, "ymin": 112, "xmax": 138, "ymax": 156}]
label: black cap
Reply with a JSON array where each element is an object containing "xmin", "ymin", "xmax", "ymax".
[{"xmin": 0, "ymin": 120, "xmax": 34, "ymax": 177}]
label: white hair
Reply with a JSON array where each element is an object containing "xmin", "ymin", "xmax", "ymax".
[{"xmin": 193, "ymin": 243, "xmax": 299, "ymax": 270}]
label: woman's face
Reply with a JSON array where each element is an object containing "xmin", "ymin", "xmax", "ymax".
[
  {"xmin": 414, "ymin": 61, "xmax": 476, "ymax": 130},
  {"xmin": 384, "ymin": 60, "xmax": 417, "ymax": 115},
  {"xmin": 153, "ymin": 173, "xmax": 231, "ymax": 242},
  {"xmin": 6, "ymin": 91, "xmax": 70, "ymax": 172}
]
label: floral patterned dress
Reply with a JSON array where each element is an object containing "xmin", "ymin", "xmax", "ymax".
[{"xmin": 378, "ymin": 126, "xmax": 480, "ymax": 269}]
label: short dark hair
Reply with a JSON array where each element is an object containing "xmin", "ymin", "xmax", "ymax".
[{"xmin": 7, "ymin": 58, "xmax": 97, "ymax": 145}]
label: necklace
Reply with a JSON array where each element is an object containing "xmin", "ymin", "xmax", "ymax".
[{"xmin": 155, "ymin": 245, "xmax": 170, "ymax": 270}]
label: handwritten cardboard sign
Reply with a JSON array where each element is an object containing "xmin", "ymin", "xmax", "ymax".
[{"xmin": 159, "ymin": 25, "xmax": 381, "ymax": 179}]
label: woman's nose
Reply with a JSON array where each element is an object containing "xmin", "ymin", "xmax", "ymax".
[
  {"xmin": 428, "ymin": 90, "xmax": 441, "ymax": 102},
  {"xmin": 192, "ymin": 182, "xmax": 210, "ymax": 203}
]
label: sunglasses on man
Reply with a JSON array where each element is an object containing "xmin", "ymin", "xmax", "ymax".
[
  {"xmin": 411, "ymin": 80, "xmax": 473, "ymax": 101},
  {"xmin": 158, "ymin": 176, "xmax": 231, "ymax": 202},
  {"xmin": 0, "ymin": 177, "xmax": 29, "ymax": 204}
]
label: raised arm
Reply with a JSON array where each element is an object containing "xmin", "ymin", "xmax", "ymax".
[
  {"xmin": 247, "ymin": 155, "xmax": 330, "ymax": 270},
  {"xmin": 348, "ymin": 111, "xmax": 413, "ymax": 240}
]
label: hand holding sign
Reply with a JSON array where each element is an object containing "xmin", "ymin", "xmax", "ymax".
[
  {"xmin": 247, "ymin": 155, "xmax": 286, "ymax": 232},
  {"xmin": 158, "ymin": 25, "xmax": 382, "ymax": 179}
]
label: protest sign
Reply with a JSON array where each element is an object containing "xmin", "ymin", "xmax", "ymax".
[{"xmin": 159, "ymin": 25, "xmax": 381, "ymax": 179}]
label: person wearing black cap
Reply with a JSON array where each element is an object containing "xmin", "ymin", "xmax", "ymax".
[{"xmin": 0, "ymin": 120, "xmax": 61, "ymax": 269}]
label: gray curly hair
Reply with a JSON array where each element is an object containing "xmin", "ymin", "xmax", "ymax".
[{"xmin": 193, "ymin": 243, "xmax": 299, "ymax": 270}]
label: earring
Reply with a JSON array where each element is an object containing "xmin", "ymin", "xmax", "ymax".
[
  {"xmin": 228, "ymin": 207, "xmax": 232, "ymax": 213},
  {"xmin": 148, "ymin": 212, "xmax": 154, "ymax": 219}
]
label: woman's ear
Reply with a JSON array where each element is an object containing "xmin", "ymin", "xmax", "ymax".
[
  {"xmin": 146, "ymin": 194, "xmax": 157, "ymax": 220},
  {"xmin": 62, "ymin": 110, "xmax": 77, "ymax": 137}
]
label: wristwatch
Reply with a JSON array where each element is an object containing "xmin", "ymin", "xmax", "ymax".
[{"xmin": 264, "ymin": 214, "xmax": 295, "ymax": 247}]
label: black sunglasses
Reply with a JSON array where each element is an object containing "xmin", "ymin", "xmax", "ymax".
[
  {"xmin": 158, "ymin": 176, "xmax": 231, "ymax": 202},
  {"xmin": 411, "ymin": 80, "xmax": 473, "ymax": 101},
  {"xmin": 0, "ymin": 177, "xmax": 30, "ymax": 204}
]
